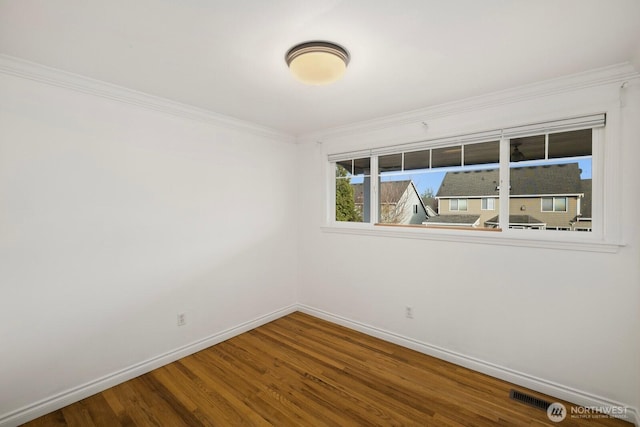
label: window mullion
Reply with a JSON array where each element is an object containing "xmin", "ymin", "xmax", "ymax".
[
  {"xmin": 329, "ymin": 161, "xmax": 337, "ymax": 223},
  {"xmin": 370, "ymin": 155, "xmax": 379, "ymax": 224},
  {"xmin": 499, "ymin": 136, "xmax": 510, "ymax": 230},
  {"xmin": 545, "ymin": 133, "xmax": 549, "ymax": 159},
  {"xmin": 592, "ymin": 127, "xmax": 606, "ymax": 238}
]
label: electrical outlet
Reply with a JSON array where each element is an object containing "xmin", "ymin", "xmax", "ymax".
[
  {"xmin": 405, "ymin": 306, "xmax": 413, "ymax": 319},
  {"xmin": 177, "ymin": 313, "xmax": 186, "ymax": 326}
]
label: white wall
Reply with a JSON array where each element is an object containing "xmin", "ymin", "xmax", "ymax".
[
  {"xmin": 297, "ymin": 73, "xmax": 640, "ymax": 418},
  {"xmin": 0, "ymin": 72, "xmax": 298, "ymax": 423}
]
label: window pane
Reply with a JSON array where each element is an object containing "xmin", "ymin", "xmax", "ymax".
[
  {"xmin": 510, "ymin": 158, "xmax": 591, "ymax": 231},
  {"xmin": 432, "ymin": 146, "xmax": 461, "ymax": 168},
  {"xmin": 378, "ymin": 150, "xmax": 439, "ymax": 225},
  {"xmin": 377, "ymin": 169, "xmax": 440, "ymax": 225},
  {"xmin": 464, "ymin": 141, "xmax": 499, "ymax": 166},
  {"xmin": 548, "ymin": 129, "xmax": 591, "ymax": 159},
  {"xmin": 403, "ymin": 149, "xmax": 430, "ymax": 171},
  {"xmin": 450, "ymin": 199, "xmax": 458, "ymax": 210},
  {"xmin": 458, "ymin": 199, "xmax": 468, "ymax": 211},
  {"xmin": 379, "ymin": 153, "xmax": 402, "ymax": 172},
  {"xmin": 353, "ymin": 157, "xmax": 371, "ymax": 174},
  {"xmin": 335, "ymin": 160, "xmax": 368, "ymax": 223},
  {"xmin": 335, "ymin": 159, "xmax": 352, "ymax": 175},
  {"xmin": 511, "ymin": 135, "xmax": 545, "ymax": 162},
  {"xmin": 378, "ymin": 179, "xmax": 415, "ymax": 223}
]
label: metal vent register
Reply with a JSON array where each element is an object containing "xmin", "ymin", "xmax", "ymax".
[{"xmin": 509, "ymin": 389, "xmax": 551, "ymax": 411}]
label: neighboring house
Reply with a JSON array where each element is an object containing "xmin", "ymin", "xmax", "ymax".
[
  {"xmin": 352, "ymin": 180, "xmax": 435, "ymax": 225},
  {"xmin": 425, "ymin": 163, "xmax": 591, "ymax": 230}
]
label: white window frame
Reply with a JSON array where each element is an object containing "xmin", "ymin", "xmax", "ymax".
[{"xmin": 324, "ymin": 113, "xmax": 622, "ymax": 253}]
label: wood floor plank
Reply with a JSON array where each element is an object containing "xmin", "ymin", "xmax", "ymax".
[
  {"xmin": 22, "ymin": 410, "xmax": 67, "ymax": 427},
  {"xmin": 99, "ymin": 387, "xmax": 136, "ymax": 427},
  {"xmin": 234, "ymin": 331, "xmax": 424, "ymax": 425},
  {"xmin": 135, "ymin": 372, "xmax": 204, "ymax": 426},
  {"xmin": 247, "ymin": 327, "xmax": 431, "ymax": 423},
  {"xmin": 208, "ymin": 341, "xmax": 340, "ymax": 424},
  {"xmin": 178, "ymin": 355, "xmax": 271, "ymax": 426},
  {"xmin": 111, "ymin": 379, "xmax": 173, "ymax": 427},
  {"xmin": 59, "ymin": 399, "xmax": 96, "ymax": 427},
  {"xmin": 157, "ymin": 361, "xmax": 234, "ymax": 426},
  {"xmin": 21, "ymin": 312, "xmax": 632, "ymax": 426},
  {"xmin": 257, "ymin": 318, "xmax": 470, "ymax": 423},
  {"xmin": 71, "ymin": 394, "xmax": 123, "ymax": 427},
  {"xmin": 217, "ymin": 338, "xmax": 356, "ymax": 425}
]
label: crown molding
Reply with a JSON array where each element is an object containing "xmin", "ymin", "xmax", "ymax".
[
  {"xmin": 0, "ymin": 54, "xmax": 295, "ymax": 143},
  {"xmin": 298, "ymin": 62, "xmax": 640, "ymax": 144},
  {"xmin": 2, "ymin": 54, "xmax": 636, "ymax": 146}
]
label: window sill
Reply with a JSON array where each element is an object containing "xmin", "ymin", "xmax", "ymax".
[{"xmin": 321, "ymin": 223, "xmax": 623, "ymax": 253}]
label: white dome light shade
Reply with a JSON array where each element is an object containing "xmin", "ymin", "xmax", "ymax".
[{"xmin": 285, "ymin": 41, "xmax": 350, "ymax": 85}]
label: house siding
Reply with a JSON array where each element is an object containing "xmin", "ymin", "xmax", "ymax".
[
  {"xmin": 438, "ymin": 196, "xmax": 582, "ymax": 229},
  {"xmin": 439, "ymin": 198, "xmax": 498, "ymax": 227},
  {"xmin": 509, "ymin": 197, "xmax": 580, "ymax": 229}
]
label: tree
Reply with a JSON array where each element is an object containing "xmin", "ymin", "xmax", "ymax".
[
  {"xmin": 335, "ymin": 165, "xmax": 362, "ymax": 222},
  {"xmin": 420, "ymin": 187, "xmax": 435, "ymax": 201},
  {"xmin": 420, "ymin": 187, "xmax": 438, "ymax": 213}
]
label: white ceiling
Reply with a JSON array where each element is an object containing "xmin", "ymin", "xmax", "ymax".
[{"xmin": 1, "ymin": 0, "xmax": 639, "ymax": 136}]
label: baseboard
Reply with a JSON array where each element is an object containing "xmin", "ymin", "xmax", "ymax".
[
  {"xmin": 0, "ymin": 304, "xmax": 297, "ymax": 427},
  {"xmin": 297, "ymin": 304, "xmax": 639, "ymax": 426}
]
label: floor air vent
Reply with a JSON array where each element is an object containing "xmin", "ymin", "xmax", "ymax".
[{"xmin": 509, "ymin": 389, "xmax": 551, "ymax": 411}]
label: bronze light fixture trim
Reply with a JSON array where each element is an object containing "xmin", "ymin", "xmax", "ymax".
[{"xmin": 285, "ymin": 41, "xmax": 350, "ymax": 85}]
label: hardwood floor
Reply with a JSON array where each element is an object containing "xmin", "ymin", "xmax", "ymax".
[{"xmin": 23, "ymin": 312, "xmax": 631, "ymax": 426}]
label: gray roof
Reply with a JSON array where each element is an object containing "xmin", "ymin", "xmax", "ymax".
[
  {"xmin": 485, "ymin": 215, "xmax": 545, "ymax": 225},
  {"xmin": 436, "ymin": 163, "xmax": 584, "ymax": 197},
  {"xmin": 580, "ymin": 179, "xmax": 592, "ymax": 218},
  {"xmin": 424, "ymin": 214, "xmax": 480, "ymax": 225}
]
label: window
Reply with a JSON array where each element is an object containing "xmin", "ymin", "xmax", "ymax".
[
  {"xmin": 541, "ymin": 197, "xmax": 568, "ymax": 212},
  {"xmin": 329, "ymin": 114, "xmax": 604, "ymax": 237},
  {"xmin": 450, "ymin": 199, "xmax": 468, "ymax": 211},
  {"xmin": 481, "ymin": 198, "xmax": 496, "ymax": 210}
]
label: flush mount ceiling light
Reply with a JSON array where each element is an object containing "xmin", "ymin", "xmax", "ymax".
[{"xmin": 285, "ymin": 41, "xmax": 350, "ymax": 85}]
